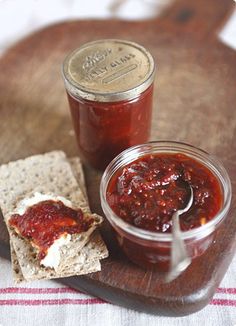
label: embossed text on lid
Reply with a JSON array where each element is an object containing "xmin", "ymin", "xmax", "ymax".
[{"xmin": 62, "ymin": 39, "xmax": 156, "ymax": 102}]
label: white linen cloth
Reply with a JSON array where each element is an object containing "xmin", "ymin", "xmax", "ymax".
[
  {"xmin": 0, "ymin": 255, "xmax": 236, "ymax": 326},
  {"xmin": 0, "ymin": 1, "xmax": 236, "ymax": 325}
]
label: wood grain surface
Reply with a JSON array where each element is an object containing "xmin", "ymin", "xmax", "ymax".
[{"xmin": 0, "ymin": 0, "xmax": 235, "ymax": 316}]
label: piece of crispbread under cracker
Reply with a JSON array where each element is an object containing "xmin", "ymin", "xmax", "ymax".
[
  {"xmin": 69, "ymin": 157, "xmax": 89, "ymax": 203},
  {"xmin": 0, "ymin": 151, "xmax": 108, "ymax": 282},
  {"xmin": 0, "ymin": 151, "xmax": 89, "ymax": 216}
]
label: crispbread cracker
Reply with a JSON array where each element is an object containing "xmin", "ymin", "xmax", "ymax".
[
  {"xmin": 12, "ymin": 231, "xmax": 108, "ymax": 283},
  {"xmin": 58, "ymin": 231, "xmax": 108, "ymax": 274},
  {"xmin": 10, "ymin": 241, "xmax": 24, "ymax": 283},
  {"xmin": 69, "ymin": 157, "xmax": 89, "ymax": 203},
  {"xmin": 10, "ymin": 231, "xmax": 105, "ymax": 281},
  {"xmin": 0, "ymin": 151, "xmax": 89, "ymax": 216},
  {"xmin": 68, "ymin": 157, "xmax": 108, "ymax": 264},
  {"xmin": 0, "ymin": 151, "xmax": 108, "ymax": 282}
]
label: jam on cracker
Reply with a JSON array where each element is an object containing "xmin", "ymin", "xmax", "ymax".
[{"xmin": 9, "ymin": 198, "xmax": 94, "ymax": 264}]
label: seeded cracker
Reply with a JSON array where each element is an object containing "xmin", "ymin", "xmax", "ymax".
[{"xmin": 0, "ymin": 151, "xmax": 108, "ymax": 282}]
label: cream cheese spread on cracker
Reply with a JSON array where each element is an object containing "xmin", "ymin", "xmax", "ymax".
[{"xmin": 11, "ymin": 192, "xmax": 77, "ymax": 270}]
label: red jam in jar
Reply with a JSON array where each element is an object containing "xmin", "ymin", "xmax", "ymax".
[
  {"xmin": 106, "ymin": 153, "xmax": 222, "ymax": 233},
  {"xmin": 100, "ymin": 142, "xmax": 231, "ymax": 272},
  {"xmin": 62, "ymin": 39, "xmax": 156, "ymax": 170}
]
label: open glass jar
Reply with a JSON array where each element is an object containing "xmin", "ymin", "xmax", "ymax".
[
  {"xmin": 100, "ymin": 141, "xmax": 232, "ymax": 274},
  {"xmin": 62, "ymin": 39, "xmax": 156, "ymax": 170}
]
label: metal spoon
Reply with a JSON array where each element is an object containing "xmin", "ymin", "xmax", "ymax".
[{"xmin": 166, "ymin": 186, "xmax": 194, "ymax": 282}]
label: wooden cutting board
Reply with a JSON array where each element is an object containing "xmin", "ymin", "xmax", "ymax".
[{"xmin": 0, "ymin": 0, "xmax": 235, "ymax": 316}]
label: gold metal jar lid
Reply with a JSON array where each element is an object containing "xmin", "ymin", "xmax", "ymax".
[{"xmin": 62, "ymin": 39, "xmax": 156, "ymax": 102}]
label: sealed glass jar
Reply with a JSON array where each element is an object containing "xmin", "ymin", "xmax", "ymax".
[
  {"xmin": 100, "ymin": 141, "xmax": 232, "ymax": 274},
  {"xmin": 62, "ymin": 39, "xmax": 156, "ymax": 170}
]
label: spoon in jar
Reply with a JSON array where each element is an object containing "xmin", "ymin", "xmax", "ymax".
[{"xmin": 166, "ymin": 185, "xmax": 194, "ymax": 282}]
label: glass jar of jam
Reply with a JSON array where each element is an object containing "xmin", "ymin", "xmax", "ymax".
[
  {"xmin": 100, "ymin": 141, "xmax": 231, "ymax": 275},
  {"xmin": 62, "ymin": 39, "xmax": 156, "ymax": 170}
]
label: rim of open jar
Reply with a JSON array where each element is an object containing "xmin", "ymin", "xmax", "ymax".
[{"xmin": 100, "ymin": 141, "xmax": 232, "ymax": 242}]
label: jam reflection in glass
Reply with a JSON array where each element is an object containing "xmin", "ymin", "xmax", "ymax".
[
  {"xmin": 100, "ymin": 142, "xmax": 231, "ymax": 273},
  {"xmin": 67, "ymin": 85, "xmax": 153, "ymax": 170}
]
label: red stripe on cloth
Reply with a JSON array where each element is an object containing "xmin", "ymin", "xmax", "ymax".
[
  {"xmin": 1, "ymin": 287, "xmax": 236, "ymax": 295},
  {"xmin": 0, "ymin": 287, "xmax": 235, "ymax": 307},
  {"xmin": 210, "ymin": 299, "xmax": 236, "ymax": 307},
  {"xmin": 0, "ymin": 287, "xmax": 81, "ymax": 294},
  {"xmin": 216, "ymin": 288, "xmax": 236, "ymax": 294},
  {"xmin": 0, "ymin": 298, "xmax": 106, "ymax": 306},
  {"xmin": 0, "ymin": 297, "xmax": 235, "ymax": 307}
]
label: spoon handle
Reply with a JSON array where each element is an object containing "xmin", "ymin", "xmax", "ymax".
[{"xmin": 166, "ymin": 211, "xmax": 191, "ymax": 282}]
